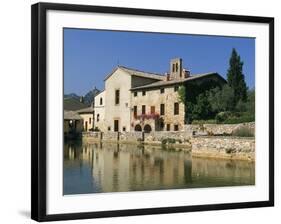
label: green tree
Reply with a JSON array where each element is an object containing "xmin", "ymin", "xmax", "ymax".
[
  {"xmin": 207, "ymin": 85, "xmax": 235, "ymax": 112},
  {"xmin": 227, "ymin": 48, "xmax": 247, "ymax": 106},
  {"xmin": 177, "ymin": 85, "xmax": 186, "ymax": 104},
  {"xmin": 235, "ymin": 88, "xmax": 255, "ymax": 114},
  {"xmin": 192, "ymin": 93, "xmax": 212, "ymax": 120},
  {"xmin": 246, "ymin": 88, "xmax": 255, "ymax": 114}
]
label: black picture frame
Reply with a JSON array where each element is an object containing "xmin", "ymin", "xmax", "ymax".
[{"xmin": 31, "ymin": 2, "xmax": 274, "ymax": 222}]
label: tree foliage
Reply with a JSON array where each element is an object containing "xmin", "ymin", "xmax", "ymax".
[
  {"xmin": 177, "ymin": 48, "xmax": 253, "ymax": 124},
  {"xmin": 227, "ymin": 48, "xmax": 247, "ymax": 105},
  {"xmin": 192, "ymin": 93, "xmax": 212, "ymax": 120},
  {"xmin": 207, "ymin": 85, "xmax": 235, "ymax": 113}
]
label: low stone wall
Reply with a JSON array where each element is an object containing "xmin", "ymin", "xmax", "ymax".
[
  {"xmin": 82, "ymin": 127, "xmax": 255, "ymax": 161},
  {"xmin": 185, "ymin": 122, "xmax": 255, "ymax": 136},
  {"xmin": 144, "ymin": 131, "xmax": 192, "ymax": 143},
  {"xmin": 119, "ymin": 132, "xmax": 143, "ymax": 142},
  {"xmin": 102, "ymin": 132, "xmax": 119, "ymax": 141},
  {"xmin": 83, "ymin": 131, "xmax": 192, "ymax": 143},
  {"xmin": 190, "ymin": 136, "xmax": 255, "ymax": 161}
]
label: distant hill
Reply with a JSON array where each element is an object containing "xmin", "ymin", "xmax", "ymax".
[
  {"xmin": 64, "ymin": 87, "xmax": 101, "ymax": 109},
  {"xmin": 83, "ymin": 87, "xmax": 101, "ymax": 106}
]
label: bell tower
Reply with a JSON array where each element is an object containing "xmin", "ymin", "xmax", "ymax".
[{"xmin": 170, "ymin": 58, "xmax": 183, "ymax": 80}]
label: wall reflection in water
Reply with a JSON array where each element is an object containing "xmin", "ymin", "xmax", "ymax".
[{"xmin": 63, "ymin": 141, "xmax": 254, "ymax": 195}]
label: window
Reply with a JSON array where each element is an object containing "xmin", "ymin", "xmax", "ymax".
[
  {"xmin": 174, "ymin": 86, "xmax": 179, "ymax": 92},
  {"xmin": 108, "ymin": 126, "xmax": 111, "ymax": 131},
  {"xmin": 133, "ymin": 106, "xmax": 137, "ymax": 118},
  {"xmin": 172, "ymin": 63, "xmax": 175, "ymax": 72},
  {"xmin": 134, "ymin": 92, "xmax": 137, "ymax": 97},
  {"xmin": 150, "ymin": 106, "xmax": 155, "ymax": 114},
  {"xmin": 123, "ymin": 127, "xmax": 126, "ymax": 132},
  {"xmin": 100, "ymin": 97, "xmax": 103, "ymax": 105},
  {"xmin": 174, "ymin": 124, "xmax": 179, "ymax": 131},
  {"xmin": 174, "ymin": 102, "xmax": 179, "ymax": 115},
  {"xmin": 97, "ymin": 114, "xmax": 100, "ymax": 122},
  {"xmin": 160, "ymin": 104, "xmax": 165, "ymax": 115},
  {"xmin": 115, "ymin": 89, "xmax": 120, "ymax": 105},
  {"xmin": 167, "ymin": 124, "xmax": 170, "ymax": 131},
  {"xmin": 89, "ymin": 117, "xmax": 91, "ymax": 124},
  {"xmin": 142, "ymin": 91, "xmax": 146, "ymax": 96},
  {"xmin": 142, "ymin": 105, "xmax": 146, "ymax": 115},
  {"xmin": 175, "ymin": 63, "xmax": 178, "ymax": 72},
  {"xmin": 160, "ymin": 88, "xmax": 165, "ymax": 94}
]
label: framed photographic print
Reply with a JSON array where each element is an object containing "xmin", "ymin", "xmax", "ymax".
[{"xmin": 31, "ymin": 2, "xmax": 274, "ymax": 222}]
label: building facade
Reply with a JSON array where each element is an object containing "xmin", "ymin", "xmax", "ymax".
[
  {"xmin": 76, "ymin": 107, "xmax": 95, "ymax": 131},
  {"xmin": 94, "ymin": 90, "xmax": 106, "ymax": 132},
  {"xmin": 94, "ymin": 58, "xmax": 226, "ymax": 133}
]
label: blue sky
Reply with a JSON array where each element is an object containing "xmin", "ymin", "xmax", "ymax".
[{"xmin": 64, "ymin": 28, "xmax": 255, "ymax": 95}]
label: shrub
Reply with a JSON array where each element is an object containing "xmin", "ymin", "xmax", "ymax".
[
  {"xmin": 177, "ymin": 139, "xmax": 182, "ymax": 144},
  {"xmin": 225, "ymin": 148, "xmax": 236, "ymax": 154},
  {"xmin": 161, "ymin": 138, "xmax": 176, "ymax": 144},
  {"xmin": 215, "ymin": 111, "xmax": 231, "ymax": 123},
  {"xmin": 167, "ymin": 138, "xmax": 176, "ymax": 144},
  {"xmin": 215, "ymin": 111, "xmax": 254, "ymax": 124},
  {"xmin": 232, "ymin": 126, "xmax": 254, "ymax": 137},
  {"xmin": 207, "ymin": 131, "xmax": 214, "ymax": 136},
  {"xmin": 224, "ymin": 114, "xmax": 254, "ymax": 124},
  {"xmin": 192, "ymin": 119, "xmax": 216, "ymax": 124}
]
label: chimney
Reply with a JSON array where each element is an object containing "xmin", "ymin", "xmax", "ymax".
[
  {"xmin": 170, "ymin": 58, "xmax": 183, "ymax": 80},
  {"xmin": 183, "ymin": 69, "xmax": 191, "ymax": 78},
  {"xmin": 165, "ymin": 72, "xmax": 170, "ymax": 81}
]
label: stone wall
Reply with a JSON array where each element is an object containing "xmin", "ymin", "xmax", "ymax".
[
  {"xmin": 185, "ymin": 122, "xmax": 255, "ymax": 136},
  {"xmin": 102, "ymin": 132, "xmax": 119, "ymax": 141},
  {"xmin": 190, "ymin": 136, "xmax": 255, "ymax": 161},
  {"xmin": 144, "ymin": 131, "xmax": 192, "ymax": 143},
  {"xmin": 82, "ymin": 130, "xmax": 255, "ymax": 160},
  {"xmin": 82, "ymin": 130, "xmax": 192, "ymax": 143},
  {"xmin": 119, "ymin": 131, "xmax": 143, "ymax": 142}
]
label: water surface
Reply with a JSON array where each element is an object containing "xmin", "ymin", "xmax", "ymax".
[{"xmin": 63, "ymin": 141, "xmax": 255, "ymax": 195}]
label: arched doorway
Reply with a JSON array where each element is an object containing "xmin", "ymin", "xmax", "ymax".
[
  {"xmin": 134, "ymin": 124, "xmax": 142, "ymax": 132},
  {"xmin": 144, "ymin": 124, "xmax": 152, "ymax": 133}
]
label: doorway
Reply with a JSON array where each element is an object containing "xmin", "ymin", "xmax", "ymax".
[{"xmin": 114, "ymin": 120, "xmax": 119, "ymax": 132}]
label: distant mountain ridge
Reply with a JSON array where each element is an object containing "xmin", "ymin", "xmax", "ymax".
[
  {"xmin": 64, "ymin": 87, "xmax": 101, "ymax": 107},
  {"xmin": 83, "ymin": 88, "xmax": 101, "ymax": 106}
]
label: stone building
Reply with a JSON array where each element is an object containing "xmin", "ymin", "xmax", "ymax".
[
  {"xmin": 76, "ymin": 107, "xmax": 95, "ymax": 131},
  {"xmin": 94, "ymin": 58, "xmax": 226, "ymax": 133},
  {"xmin": 64, "ymin": 110, "xmax": 83, "ymax": 139}
]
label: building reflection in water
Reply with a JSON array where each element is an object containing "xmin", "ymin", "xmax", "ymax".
[{"xmin": 63, "ymin": 141, "xmax": 254, "ymax": 195}]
